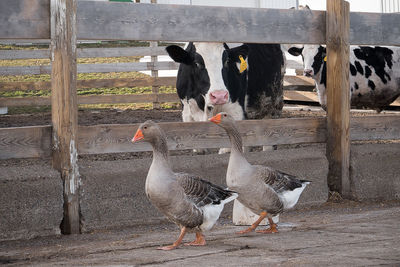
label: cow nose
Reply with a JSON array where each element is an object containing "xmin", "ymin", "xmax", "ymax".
[
  {"xmin": 303, "ymin": 69, "xmax": 313, "ymax": 77},
  {"xmin": 209, "ymin": 90, "xmax": 229, "ymax": 105}
]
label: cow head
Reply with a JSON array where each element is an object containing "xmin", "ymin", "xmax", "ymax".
[
  {"xmin": 166, "ymin": 42, "xmax": 210, "ymax": 115},
  {"xmin": 167, "ymin": 42, "xmax": 248, "ymax": 121},
  {"xmin": 288, "ymin": 44, "xmax": 328, "ymax": 109}
]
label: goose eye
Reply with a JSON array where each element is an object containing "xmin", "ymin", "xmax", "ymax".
[
  {"xmin": 143, "ymin": 126, "xmax": 147, "ymax": 130},
  {"xmin": 223, "ymin": 114, "xmax": 227, "ymax": 117}
]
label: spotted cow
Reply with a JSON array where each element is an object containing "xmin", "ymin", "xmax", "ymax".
[
  {"xmin": 288, "ymin": 45, "xmax": 400, "ymax": 111},
  {"xmin": 166, "ymin": 42, "xmax": 285, "ymax": 123}
]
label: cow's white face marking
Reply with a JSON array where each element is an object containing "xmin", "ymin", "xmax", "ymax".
[
  {"xmin": 302, "ymin": 45, "xmax": 322, "ymax": 78},
  {"xmin": 194, "ymin": 42, "xmax": 229, "ymax": 105}
]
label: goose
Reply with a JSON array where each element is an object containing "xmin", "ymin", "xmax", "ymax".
[
  {"xmin": 209, "ymin": 112, "xmax": 310, "ymax": 234},
  {"xmin": 131, "ymin": 120, "xmax": 238, "ymax": 250}
]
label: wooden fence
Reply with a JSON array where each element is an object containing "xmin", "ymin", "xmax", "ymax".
[
  {"xmin": 0, "ymin": 42, "xmax": 316, "ymax": 108},
  {"xmin": 1, "ymin": 0, "xmax": 399, "ymax": 234}
]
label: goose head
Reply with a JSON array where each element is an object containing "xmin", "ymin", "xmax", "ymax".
[
  {"xmin": 132, "ymin": 120, "xmax": 165, "ymax": 144},
  {"xmin": 209, "ymin": 112, "xmax": 236, "ymax": 128}
]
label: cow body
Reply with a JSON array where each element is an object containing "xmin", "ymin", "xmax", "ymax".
[
  {"xmin": 288, "ymin": 45, "xmax": 400, "ymax": 111},
  {"xmin": 166, "ymin": 42, "xmax": 285, "ymax": 122}
]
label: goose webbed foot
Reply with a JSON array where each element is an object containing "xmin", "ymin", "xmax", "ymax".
[
  {"xmin": 256, "ymin": 218, "xmax": 278, "ymax": 234},
  {"xmin": 236, "ymin": 211, "xmax": 268, "ymax": 235},
  {"xmin": 157, "ymin": 227, "xmax": 187, "ymax": 251},
  {"xmin": 184, "ymin": 231, "xmax": 206, "ymax": 246}
]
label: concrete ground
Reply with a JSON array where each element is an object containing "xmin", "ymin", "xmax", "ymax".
[{"xmin": 1, "ymin": 201, "xmax": 399, "ymax": 266}]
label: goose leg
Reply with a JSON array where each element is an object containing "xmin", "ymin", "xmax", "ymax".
[
  {"xmin": 236, "ymin": 211, "xmax": 267, "ymax": 234},
  {"xmin": 158, "ymin": 227, "xmax": 187, "ymax": 250},
  {"xmin": 184, "ymin": 231, "xmax": 206, "ymax": 246},
  {"xmin": 256, "ymin": 217, "xmax": 278, "ymax": 234}
]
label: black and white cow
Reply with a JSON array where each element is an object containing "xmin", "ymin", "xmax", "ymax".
[
  {"xmin": 166, "ymin": 42, "xmax": 285, "ymax": 123},
  {"xmin": 288, "ymin": 45, "xmax": 400, "ymax": 111}
]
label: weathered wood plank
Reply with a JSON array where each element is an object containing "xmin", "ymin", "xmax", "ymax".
[
  {"xmin": 350, "ymin": 115, "xmax": 400, "ymax": 141},
  {"xmin": 0, "ymin": 49, "xmax": 50, "ymax": 60},
  {"xmin": 76, "ymin": 93, "xmax": 179, "ymax": 105},
  {"xmin": 284, "ymin": 90, "xmax": 319, "ymax": 102},
  {"xmin": 50, "ymin": 0, "xmax": 80, "ymax": 234},
  {"xmin": 350, "ymin": 12, "xmax": 400, "ymax": 45},
  {"xmin": 78, "ymin": 118, "xmax": 327, "ymax": 154},
  {"xmin": 1, "ymin": 76, "xmax": 313, "ymax": 92},
  {"xmin": 1, "ymin": 1, "xmax": 400, "ymax": 45},
  {"xmin": 0, "ymin": 96, "xmax": 52, "ymax": 106},
  {"xmin": 77, "ymin": 61, "xmax": 179, "ymax": 73},
  {"xmin": 0, "ymin": 0, "xmax": 50, "ymax": 39},
  {"xmin": 0, "ymin": 77, "xmax": 177, "ymax": 91},
  {"xmin": 0, "ymin": 125, "xmax": 51, "ymax": 159},
  {"xmin": 0, "ymin": 46, "xmax": 170, "ymax": 60},
  {"xmin": 283, "ymin": 76, "xmax": 315, "ymax": 91},
  {"xmin": 0, "ymin": 116, "xmax": 399, "ymax": 159},
  {"xmin": 0, "ymin": 93, "xmax": 179, "ymax": 106},
  {"xmin": 77, "ymin": 2, "xmax": 326, "ymax": 44},
  {"xmin": 0, "ymin": 65, "xmax": 52, "ymax": 76},
  {"xmin": 77, "ymin": 46, "xmax": 169, "ymax": 58},
  {"xmin": 326, "ymin": 0, "xmax": 351, "ymax": 197},
  {"xmin": 0, "ymin": 62, "xmax": 179, "ymax": 75}
]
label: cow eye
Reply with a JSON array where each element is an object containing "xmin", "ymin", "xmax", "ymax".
[
  {"xmin": 207, "ymin": 106, "xmax": 213, "ymax": 111},
  {"xmin": 195, "ymin": 62, "xmax": 202, "ymax": 68}
]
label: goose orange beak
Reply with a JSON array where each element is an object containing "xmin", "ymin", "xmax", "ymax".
[
  {"xmin": 132, "ymin": 129, "xmax": 144, "ymax": 143},
  {"xmin": 209, "ymin": 113, "xmax": 222, "ymax": 124}
]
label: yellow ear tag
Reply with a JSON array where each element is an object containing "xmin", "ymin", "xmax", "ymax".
[
  {"xmin": 239, "ymin": 55, "xmax": 247, "ymax": 73},
  {"xmin": 324, "ymin": 56, "xmax": 327, "ymax": 62}
]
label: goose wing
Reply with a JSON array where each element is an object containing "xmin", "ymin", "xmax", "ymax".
[
  {"xmin": 176, "ymin": 173, "xmax": 237, "ymax": 208},
  {"xmin": 258, "ymin": 166, "xmax": 308, "ymax": 194}
]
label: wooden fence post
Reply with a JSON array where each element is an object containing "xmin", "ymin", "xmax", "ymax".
[
  {"xmin": 51, "ymin": 0, "xmax": 80, "ymax": 234},
  {"xmin": 326, "ymin": 0, "xmax": 351, "ymax": 198}
]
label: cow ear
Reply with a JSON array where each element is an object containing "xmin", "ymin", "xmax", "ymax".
[
  {"xmin": 227, "ymin": 44, "xmax": 249, "ymax": 59},
  {"xmin": 166, "ymin": 45, "xmax": 194, "ymax": 65},
  {"xmin": 236, "ymin": 44, "xmax": 249, "ymax": 57},
  {"xmin": 288, "ymin": 47, "xmax": 304, "ymax": 56}
]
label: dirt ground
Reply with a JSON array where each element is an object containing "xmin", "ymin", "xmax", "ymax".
[{"xmin": 0, "ymin": 200, "xmax": 399, "ymax": 266}]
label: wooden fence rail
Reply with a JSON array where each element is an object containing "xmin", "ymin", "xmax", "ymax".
[
  {"xmin": 1, "ymin": 115, "xmax": 399, "ymax": 160},
  {"xmin": 0, "ymin": 91, "xmax": 325, "ymax": 107},
  {"xmin": 1, "ymin": 1, "xmax": 400, "ymax": 45}
]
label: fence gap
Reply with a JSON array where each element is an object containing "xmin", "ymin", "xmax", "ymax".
[
  {"xmin": 326, "ymin": 0, "xmax": 351, "ymax": 198},
  {"xmin": 50, "ymin": 0, "xmax": 81, "ymax": 234}
]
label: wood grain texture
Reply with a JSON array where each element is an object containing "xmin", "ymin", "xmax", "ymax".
[
  {"xmin": 0, "ymin": 46, "xmax": 170, "ymax": 60},
  {"xmin": 0, "ymin": 62, "xmax": 179, "ymax": 76},
  {"xmin": 0, "ymin": 0, "xmax": 50, "ymax": 39},
  {"xmin": 2, "ymin": 91, "xmax": 399, "ymax": 107},
  {"xmin": 1, "ymin": 1, "xmax": 399, "ymax": 45},
  {"xmin": 77, "ymin": 2, "xmax": 326, "ymax": 44},
  {"xmin": 0, "ymin": 125, "xmax": 51, "ymax": 159},
  {"xmin": 77, "ymin": 118, "xmax": 328, "ymax": 154},
  {"xmin": 350, "ymin": 12, "xmax": 400, "ymax": 45},
  {"xmin": 326, "ymin": 0, "xmax": 351, "ymax": 197},
  {"xmin": 1, "ymin": 76, "xmax": 313, "ymax": 92},
  {"xmin": 0, "ymin": 77, "xmax": 177, "ymax": 91},
  {"xmin": 1, "ymin": 116, "xmax": 398, "ymax": 159},
  {"xmin": 50, "ymin": 0, "xmax": 80, "ymax": 234}
]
